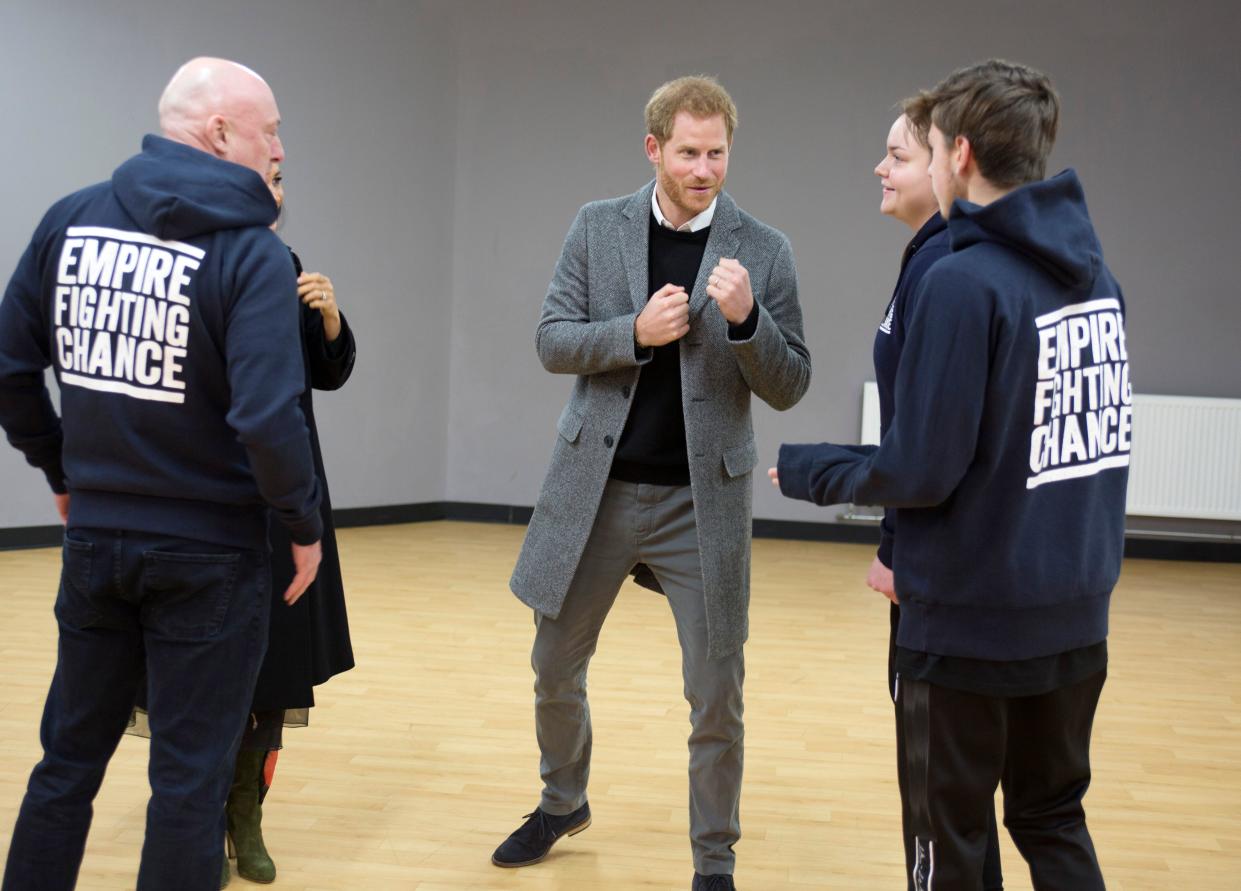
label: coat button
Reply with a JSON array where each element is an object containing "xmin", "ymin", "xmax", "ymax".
[
  {"xmin": 621, "ymin": 386, "xmax": 631, "ymax": 398},
  {"xmin": 604, "ymin": 435, "xmax": 614, "ymax": 448}
]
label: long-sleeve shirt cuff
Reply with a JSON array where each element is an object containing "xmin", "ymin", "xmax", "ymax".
[
  {"xmin": 633, "ymin": 323, "xmax": 654, "ymax": 362},
  {"xmin": 727, "ymin": 300, "xmax": 760, "ymax": 342}
]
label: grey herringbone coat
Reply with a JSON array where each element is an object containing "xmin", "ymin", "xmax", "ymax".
[{"xmin": 510, "ymin": 183, "xmax": 811, "ymax": 658}]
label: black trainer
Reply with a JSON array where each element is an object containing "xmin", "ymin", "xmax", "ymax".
[
  {"xmin": 692, "ymin": 874, "xmax": 736, "ymax": 891},
  {"xmin": 491, "ymin": 803, "xmax": 592, "ymax": 868}
]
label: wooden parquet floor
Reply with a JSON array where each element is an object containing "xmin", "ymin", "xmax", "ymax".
[{"xmin": 0, "ymin": 521, "xmax": 1238, "ymax": 889}]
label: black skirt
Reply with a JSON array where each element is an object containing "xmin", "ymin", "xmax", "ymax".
[{"xmin": 250, "ymin": 299, "xmax": 356, "ymax": 711}]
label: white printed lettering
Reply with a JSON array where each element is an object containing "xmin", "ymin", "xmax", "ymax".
[
  {"xmin": 1027, "ymin": 299, "xmax": 1131, "ymax": 488},
  {"xmin": 51, "ymin": 229, "xmax": 205, "ymax": 403}
]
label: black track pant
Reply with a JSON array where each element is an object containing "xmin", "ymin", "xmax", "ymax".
[
  {"xmin": 900, "ymin": 668, "xmax": 1107, "ymax": 891},
  {"xmin": 891, "ymin": 607, "xmax": 1004, "ymax": 890}
]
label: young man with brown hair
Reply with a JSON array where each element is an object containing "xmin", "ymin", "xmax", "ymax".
[
  {"xmin": 774, "ymin": 59, "xmax": 1129, "ymax": 890},
  {"xmin": 494, "ymin": 75, "xmax": 811, "ymax": 891}
]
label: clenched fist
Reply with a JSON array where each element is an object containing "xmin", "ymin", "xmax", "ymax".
[
  {"xmin": 635, "ymin": 283, "xmax": 690, "ymax": 348},
  {"xmin": 706, "ymin": 258, "xmax": 753, "ymax": 325}
]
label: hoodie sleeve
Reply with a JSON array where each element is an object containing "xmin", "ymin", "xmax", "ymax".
[
  {"xmin": 0, "ymin": 230, "xmax": 67, "ymax": 494},
  {"xmin": 224, "ymin": 234, "xmax": 322, "ymax": 544},
  {"xmin": 877, "ymin": 510, "xmax": 896, "ymax": 568},
  {"xmin": 873, "ymin": 230, "xmax": 950, "ymax": 567},
  {"xmin": 778, "ymin": 264, "xmax": 990, "ymax": 508}
]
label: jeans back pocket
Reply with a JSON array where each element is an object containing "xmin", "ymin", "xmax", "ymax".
[
  {"xmin": 54, "ymin": 537, "xmax": 100, "ymax": 629},
  {"xmin": 141, "ymin": 550, "xmax": 242, "ymax": 641}
]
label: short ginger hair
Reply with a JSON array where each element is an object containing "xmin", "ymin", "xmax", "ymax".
[{"xmin": 645, "ymin": 76, "xmax": 738, "ymax": 146}]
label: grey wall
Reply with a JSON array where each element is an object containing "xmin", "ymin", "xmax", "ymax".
[
  {"xmin": 443, "ymin": 0, "xmax": 1241, "ymax": 524},
  {"xmin": 3, "ymin": 0, "xmax": 1239, "ymax": 531},
  {"xmin": 0, "ymin": 0, "xmax": 457, "ymax": 528}
]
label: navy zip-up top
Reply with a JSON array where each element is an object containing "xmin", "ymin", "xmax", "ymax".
[
  {"xmin": 779, "ymin": 170, "xmax": 1130, "ymax": 660},
  {"xmin": 0, "ymin": 135, "xmax": 322, "ymax": 547},
  {"xmin": 872, "ymin": 212, "xmax": 949, "ymax": 567}
]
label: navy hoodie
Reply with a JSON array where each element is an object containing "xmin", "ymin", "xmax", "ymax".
[
  {"xmin": 872, "ymin": 212, "xmax": 950, "ymax": 568},
  {"xmin": 0, "ymin": 135, "xmax": 322, "ymax": 547},
  {"xmin": 779, "ymin": 170, "xmax": 1130, "ymax": 661}
]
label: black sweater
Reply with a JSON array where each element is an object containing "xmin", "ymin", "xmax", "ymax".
[{"xmin": 610, "ymin": 217, "xmax": 711, "ymax": 485}]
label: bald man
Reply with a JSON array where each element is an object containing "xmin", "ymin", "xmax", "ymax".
[{"xmin": 0, "ymin": 58, "xmax": 320, "ymax": 891}]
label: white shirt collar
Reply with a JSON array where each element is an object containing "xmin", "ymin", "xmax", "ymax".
[{"xmin": 651, "ymin": 187, "xmax": 717, "ymax": 233}]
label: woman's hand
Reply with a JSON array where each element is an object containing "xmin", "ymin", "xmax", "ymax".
[{"xmin": 298, "ymin": 272, "xmax": 341, "ymax": 341}]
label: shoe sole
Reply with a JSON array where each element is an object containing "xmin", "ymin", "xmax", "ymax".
[
  {"xmin": 236, "ymin": 869, "xmax": 276, "ymax": 885},
  {"xmin": 490, "ymin": 817, "xmax": 592, "ymax": 868}
]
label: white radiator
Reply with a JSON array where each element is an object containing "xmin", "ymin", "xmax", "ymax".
[
  {"xmin": 1125, "ymin": 394, "xmax": 1241, "ymax": 521},
  {"xmin": 859, "ymin": 384, "xmax": 1241, "ymax": 521},
  {"xmin": 861, "ymin": 381, "xmax": 881, "ymax": 447}
]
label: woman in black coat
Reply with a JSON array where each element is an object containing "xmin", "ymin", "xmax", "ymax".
[
  {"xmin": 221, "ymin": 167, "xmax": 356, "ymax": 887},
  {"xmin": 128, "ymin": 166, "xmax": 356, "ymax": 888}
]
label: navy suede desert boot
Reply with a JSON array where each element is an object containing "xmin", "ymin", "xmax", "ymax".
[{"xmin": 491, "ymin": 803, "xmax": 592, "ymax": 867}]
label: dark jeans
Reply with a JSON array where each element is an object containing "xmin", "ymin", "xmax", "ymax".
[
  {"xmin": 901, "ymin": 670, "xmax": 1107, "ymax": 891},
  {"xmin": 2, "ymin": 528, "xmax": 271, "ymax": 891},
  {"xmin": 891, "ymin": 604, "xmax": 1004, "ymax": 890}
]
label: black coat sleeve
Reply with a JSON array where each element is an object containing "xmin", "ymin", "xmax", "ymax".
[{"xmin": 304, "ymin": 309, "xmax": 356, "ymax": 392}]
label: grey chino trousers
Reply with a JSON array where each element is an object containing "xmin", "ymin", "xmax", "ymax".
[{"xmin": 532, "ymin": 479, "xmax": 745, "ymax": 876}]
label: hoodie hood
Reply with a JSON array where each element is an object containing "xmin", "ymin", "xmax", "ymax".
[
  {"xmin": 111, "ymin": 135, "xmax": 277, "ymax": 241},
  {"xmin": 947, "ymin": 169, "xmax": 1102, "ymax": 290}
]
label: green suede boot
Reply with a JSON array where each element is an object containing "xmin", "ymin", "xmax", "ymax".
[
  {"xmin": 225, "ymin": 750, "xmax": 276, "ymax": 884},
  {"xmin": 220, "ymin": 855, "xmax": 231, "ymax": 888}
]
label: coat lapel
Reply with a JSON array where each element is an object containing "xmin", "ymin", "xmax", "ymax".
[
  {"xmin": 688, "ymin": 192, "xmax": 741, "ymax": 319},
  {"xmin": 621, "ymin": 185, "xmax": 742, "ymax": 318},
  {"xmin": 620, "ymin": 182, "xmax": 654, "ymax": 314}
]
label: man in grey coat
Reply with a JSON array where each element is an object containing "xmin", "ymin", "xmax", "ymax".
[{"xmin": 492, "ymin": 76, "xmax": 810, "ymax": 891}]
